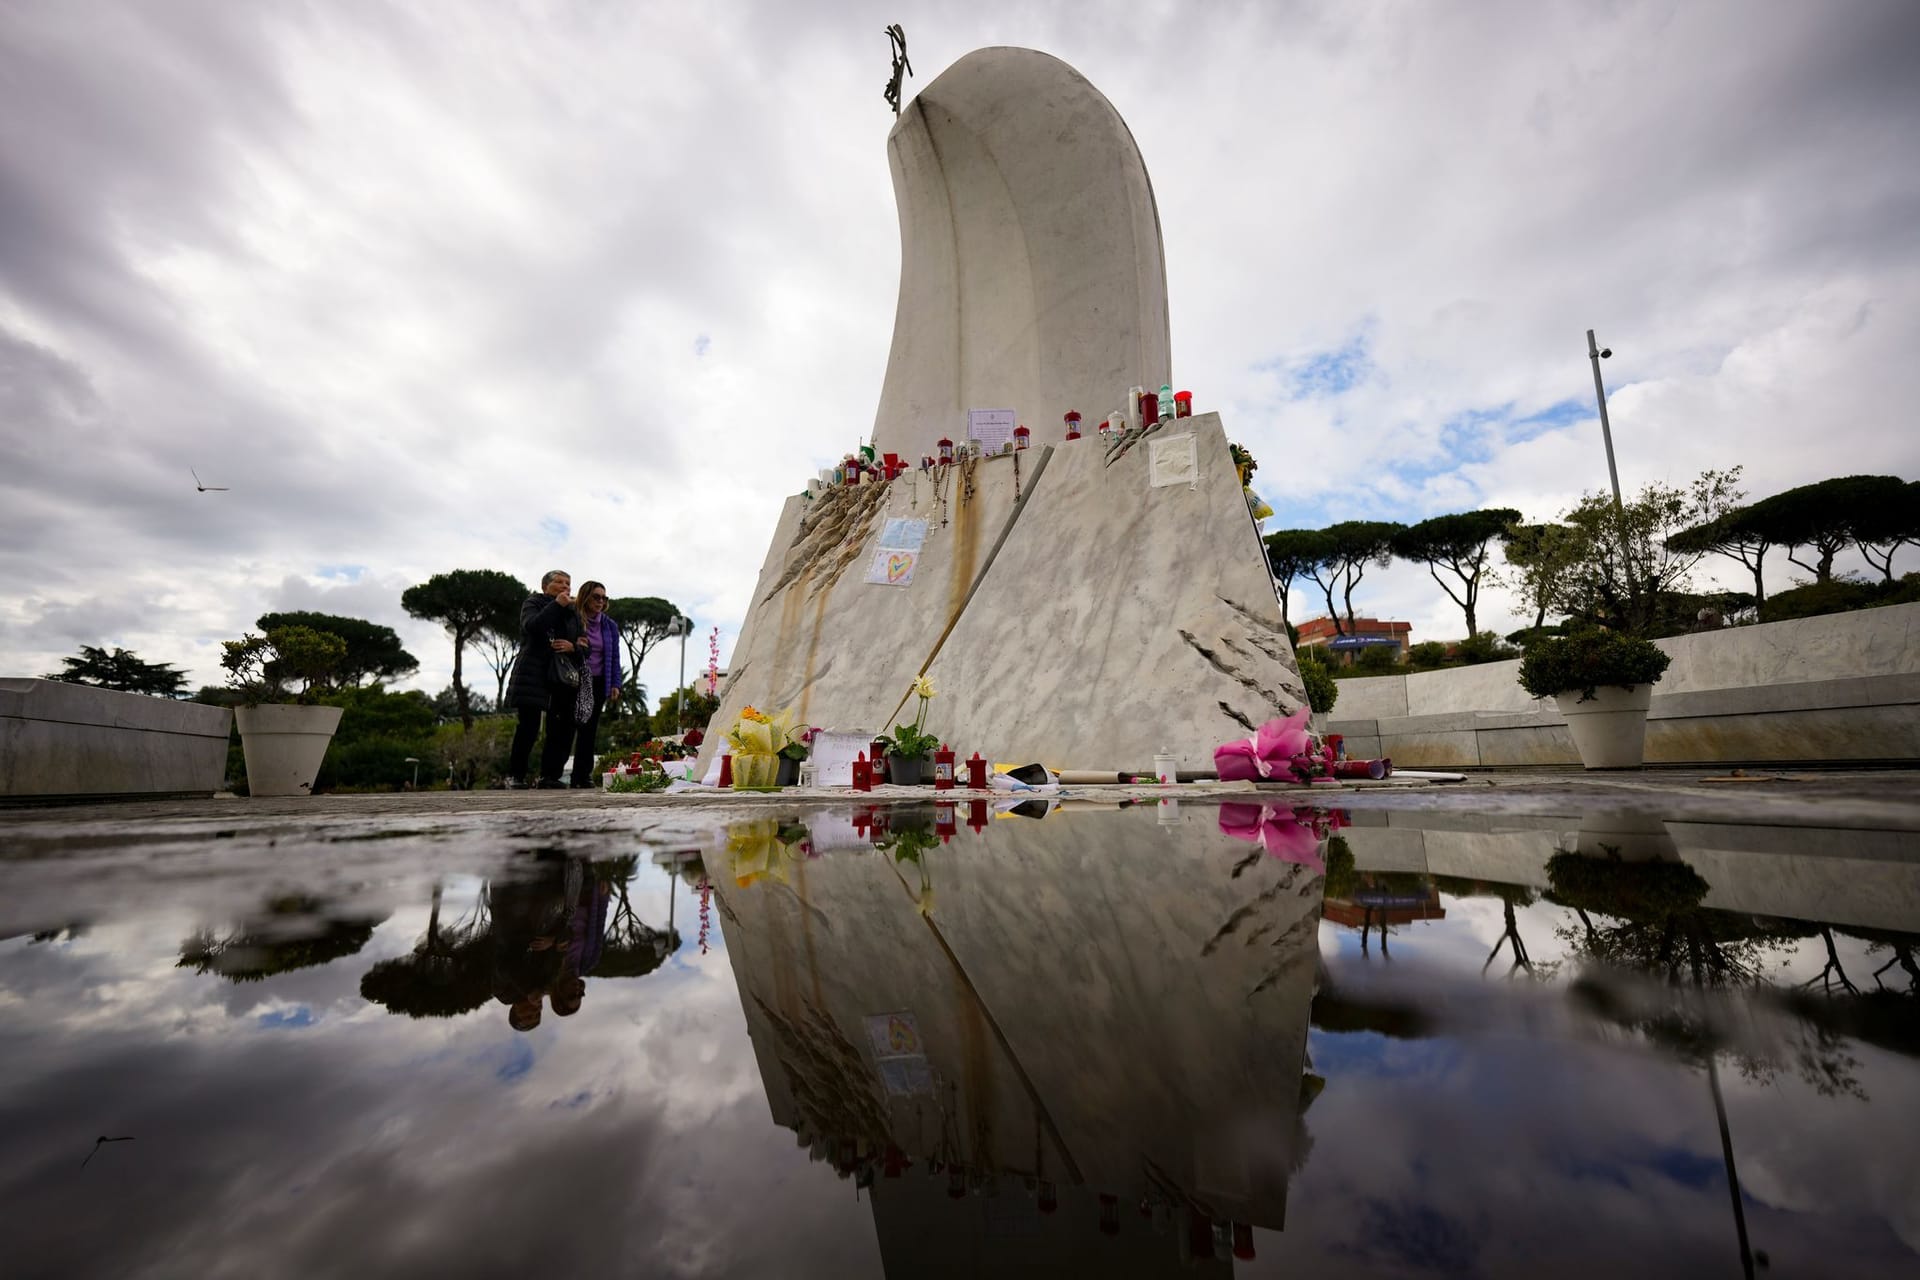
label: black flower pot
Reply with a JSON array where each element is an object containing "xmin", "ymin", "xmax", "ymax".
[
  {"xmin": 886, "ymin": 756, "xmax": 927, "ymax": 785},
  {"xmin": 776, "ymin": 757, "xmax": 800, "ymax": 787}
]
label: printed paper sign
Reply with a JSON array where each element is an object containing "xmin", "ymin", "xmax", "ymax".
[
  {"xmin": 966, "ymin": 408, "xmax": 1016, "ymax": 453},
  {"xmin": 878, "ymin": 517, "xmax": 928, "ymax": 552},
  {"xmin": 865, "ymin": 547, "xmax": 917, "ymax": 588}
]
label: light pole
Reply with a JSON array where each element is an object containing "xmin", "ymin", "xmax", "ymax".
[
  {"xmin": 1585, "ymin": 329, "xmax": 1625, "ymax": 511},
  {"xmin": 670, "ymin": 615, "xmax": 694, "ymax": 736},
  {"xmin": 404, "ymin": 756, "xmax": 420, "ymax": 789}
]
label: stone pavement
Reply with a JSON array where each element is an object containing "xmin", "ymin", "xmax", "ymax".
[{"xmin": 3, "ymin": 769, "xmax": 1917, "ymax": 858}]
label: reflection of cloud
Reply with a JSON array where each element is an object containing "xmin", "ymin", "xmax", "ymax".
[
  {"xmin": 0, "ymin": 853, "xmax": 881, "ymax": 1277},
  {"xmin": 1274, "ymin": 1032, "xmax": 1920, "ymax": 1275}
]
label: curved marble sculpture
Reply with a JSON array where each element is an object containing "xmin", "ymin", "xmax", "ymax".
[
  {"xmin": 698, "ymin": 48, "xmax": 1302, "ymax": 780},
  {"xmin": 871, "ymin": 47, "xmax": 1172, "ymax": 461}
]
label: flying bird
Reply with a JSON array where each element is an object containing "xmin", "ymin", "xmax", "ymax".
[{"xmin": 191, "ymin": 468, "xmax": 229, "ymax": 492}]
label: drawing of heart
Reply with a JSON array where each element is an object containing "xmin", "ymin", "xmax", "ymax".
[{"xmin": 887, "ymin": 553, "xmax": 913, "ymax": 581}]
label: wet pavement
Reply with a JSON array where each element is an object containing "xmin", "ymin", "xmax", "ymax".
[{"xmin": 2, "ymin": 774, "xmax": 1917, "ymax": 1277}]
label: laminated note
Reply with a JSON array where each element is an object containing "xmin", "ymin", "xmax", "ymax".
[
  {"xmin": 1149, "ymin": 431, "xmax": 1199, "ymax": 489},
  {"xmin": 878, "ymin": 517, "xmax": 928, "ymax": 551}
]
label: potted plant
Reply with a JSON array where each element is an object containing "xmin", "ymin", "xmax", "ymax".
[
  {"xmin": 776, "ymin": 724, "xmax": 814, "ymax": 787},
  {"xmin": 221, "ymin": 625, "xmax": 348, "ymax": 796},
  {"xmin": 883, "ymin": 811, "xmax": 939, "ymax": 915},
  {"xmin": 878, "ymin": 677, "xmax": 939, "ymax": 784},
  {"xmin": 1517, "ymin": 628, "xmax": 1672, "ymax": 769}
]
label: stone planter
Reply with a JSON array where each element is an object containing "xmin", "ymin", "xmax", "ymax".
[
  {"xmin": 234, "ymin": 704, "xmax": 344, "ymax": 797},
  {"xmin": 1554, "ymin": 684, "xmax": 1654, "ymax": 769},
  {"xmin": 887, "ymin": 756, "xmax": 928, "ymax": 785}
]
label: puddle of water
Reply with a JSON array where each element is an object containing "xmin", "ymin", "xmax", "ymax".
[{"xmin": 1, "ymin": 799, "xmax": 1915, "ymax": 1277}]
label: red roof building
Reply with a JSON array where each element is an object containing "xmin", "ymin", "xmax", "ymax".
[{"xmin": 1293, "ymin": 616, "xmax": 1412, "ymax": 664}]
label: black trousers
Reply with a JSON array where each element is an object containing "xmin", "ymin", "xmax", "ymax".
[
  {"xmin": 570, "ymin": 677, "xmax": 609, "ymax": 787},
  {"xmin": 510, "ymin": 694, "xmax": 573, "ymax": 785}
]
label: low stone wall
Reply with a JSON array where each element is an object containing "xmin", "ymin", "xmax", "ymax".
[
  {"xmin": 1328, "ymin": 603, "xmax": 1920, "ymax": 768},
  {"xmin": 0, "ymin": 679, "xmax": 232, "ymax": 800}
]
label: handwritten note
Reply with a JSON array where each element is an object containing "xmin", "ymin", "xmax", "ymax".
[{"xmin": 864, "ymin": 548, "xmax": 917, "ymax": 587}]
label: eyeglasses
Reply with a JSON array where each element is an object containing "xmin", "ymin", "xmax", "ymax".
[{"xmin": 587, "ymin": 593, "xmax": 607, "ymax": 602}]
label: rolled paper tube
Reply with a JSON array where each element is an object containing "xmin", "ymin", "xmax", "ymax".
[
  {"xmin": 1331, "ymin": 758, "xmax": 1391, "ymax": 780},
  {"xmin": 1128, "ymin": 386, "xmax": 1145, "ymax": 430}
]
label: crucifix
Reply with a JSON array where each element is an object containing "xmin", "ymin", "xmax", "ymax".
[{"xmin": 883, "ymin": 24, "xmax": 913, "ymax": 116}]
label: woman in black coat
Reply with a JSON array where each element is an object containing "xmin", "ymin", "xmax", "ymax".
[{"xmin": 505, "ymin": 569, "xmax": 588, "ymax": 787}]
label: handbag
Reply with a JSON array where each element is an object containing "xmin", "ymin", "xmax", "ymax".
[{"xmin": 551, "ymin": 651, "xmax": 582, "ymax": 689}]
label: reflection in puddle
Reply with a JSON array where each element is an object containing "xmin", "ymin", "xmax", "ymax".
[{"xmin": 0, "ymin": 801, "xmax": 1915, "ymax": 1275}]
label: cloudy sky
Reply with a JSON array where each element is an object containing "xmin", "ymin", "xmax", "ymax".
[{"xmin": 4, "ymin": 0, "xmax": 1918, "ymax": 699}]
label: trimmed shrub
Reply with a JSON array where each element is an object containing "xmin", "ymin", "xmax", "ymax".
[
  {"xmin": 1517, "ymin": 629, "xmax": 1670, "ymax": 701},
  {"xmin": 1456, "ymin": 631, "xmax": 1518, "ymax": 665},
  {"xmin": 1299, "ymin": 658, "xmax": 1338, "ymax": 715},
  {"xmin": 1355, "ymin": 644, "xmax": 1399, "ymax": 673}
]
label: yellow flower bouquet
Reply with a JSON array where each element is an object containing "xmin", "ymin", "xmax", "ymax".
[{"xmin": 727, "ymin": 705, "xmax": 797, "ymax": 789}]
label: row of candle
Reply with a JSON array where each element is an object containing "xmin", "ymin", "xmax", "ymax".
[{"xmin": 812, "ymin": 385, "xmax": 1198, "ymax": 491}]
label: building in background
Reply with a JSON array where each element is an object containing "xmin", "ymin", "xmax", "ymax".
[{"xmin": 1293, "ymin": 617, "xmax": 1412, "ymax": 665}]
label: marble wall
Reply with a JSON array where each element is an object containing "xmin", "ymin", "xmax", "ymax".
[{"xmin": 0, "ymin": 678, "xmax": 231, "ymax": 800}]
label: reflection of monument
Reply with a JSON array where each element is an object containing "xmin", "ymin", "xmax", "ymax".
[
  {"xmin": 703, "ymin": 47, "xmax": 1302, "ymax": 777},
  {"xmin": 713, "ymin": 808, "xmax": 1324, "ymax": 1274}
]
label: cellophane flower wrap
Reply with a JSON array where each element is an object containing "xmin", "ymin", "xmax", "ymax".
[
  {"xmin": 1216, "ymin": 803, "xmax": 1346, "ymax": 871},
  {"xmin": 728, "ymin": 818, "xmax": 796, "ymax": 888},
  {"xmin": 726, "ymin": 706, "xmax": 797, "ymax": 787},
  {"xmin": 1213, "ymin": 708, "xmax": 1334, "ymax": 784}
]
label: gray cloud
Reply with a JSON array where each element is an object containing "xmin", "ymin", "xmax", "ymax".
[{"xmin": 2, "ymin": 0, "xmax": 1918, "ymax": 684}]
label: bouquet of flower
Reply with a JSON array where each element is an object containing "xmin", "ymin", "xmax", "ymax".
[
  {"xmin": 728, "ymin": 818, "xmax": 803, "ymax": 888},
  {"xmin": 1213, "ymin": 708, "xmax": 1336, "ymax": 785},
  {"xmin": 726, "ymin": 705, "xmax": 793, "ymax": 788}
]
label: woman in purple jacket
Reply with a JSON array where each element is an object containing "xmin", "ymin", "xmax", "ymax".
[{"xmin": 569, "ymin": 582, "xmax": 623, "ymax": 788}]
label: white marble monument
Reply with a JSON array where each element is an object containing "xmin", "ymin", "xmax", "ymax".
[{"xmin": 704, "ymin": 48, "xmax": 1302, "ymax": 775}]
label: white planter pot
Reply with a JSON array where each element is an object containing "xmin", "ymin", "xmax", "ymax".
[
  {"xmin": 1553, "ymin": 684, "xmax": 1653, "ymax": 769},
  {"xmin": 235, "ymin": 704, "xmax": 344, "ymax": 796}
]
